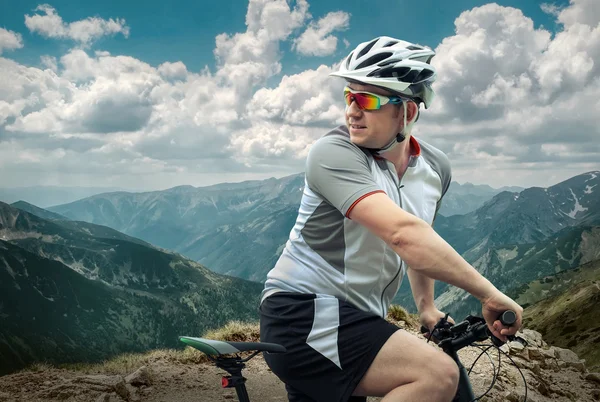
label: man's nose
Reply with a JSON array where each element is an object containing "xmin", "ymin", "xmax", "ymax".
[{"xmin": 346, "ymin": 98, "xmax": 363, "ymax": 117}]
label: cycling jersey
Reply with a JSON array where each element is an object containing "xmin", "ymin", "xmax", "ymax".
[{"xmin": 261, "ymin": 125, "xmax": 451, "ymax": 318}]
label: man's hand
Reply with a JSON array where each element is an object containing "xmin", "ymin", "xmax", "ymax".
[
  {"xmin": 481, "ymin": 291, "xmax": 524, "ymax": 342},
  {"xmin": 419, "ymin": 307, "xmax": 454, "ymax": 343}
]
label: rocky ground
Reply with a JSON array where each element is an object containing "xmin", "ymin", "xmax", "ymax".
[{"xmin": 0, "ymin": 327, "xmax": 599, "ymax": 402}]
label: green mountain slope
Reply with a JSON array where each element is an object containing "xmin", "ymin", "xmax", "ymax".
[
  {"xmin": 393, "ymin": 224, "xmax": 600, "ymax": 318},
  {"xmin": 517, "ymin": 259, "xmax": 600, "ymax": 371},
  {"xmin": 0, "ymin": 202, "xmax": 263, "ymax": 376}
]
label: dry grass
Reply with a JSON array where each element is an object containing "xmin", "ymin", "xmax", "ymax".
[
  {"xmin": 386, "ymin": 304, "xmax": 420, "ymax": 330},
  {"xmin": 202, "ymin": 320, "xmax": 260, "ymax": 343},
  {"xmin": 23, "ymin": 362, "xmax": 54, "ymax": 373},
  {"xmin": 34, "ymin": 321, "xmax": 261, "ymax": 375}
]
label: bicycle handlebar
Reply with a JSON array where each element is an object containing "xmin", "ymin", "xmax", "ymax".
[{"xmin": 420, "ymin": 310, "xmax": 523, "ymax": 353}]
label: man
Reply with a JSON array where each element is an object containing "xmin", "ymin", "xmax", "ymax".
[{"xmin": 259, "ymin": 36, "xmax": 523, "ymax": 402}]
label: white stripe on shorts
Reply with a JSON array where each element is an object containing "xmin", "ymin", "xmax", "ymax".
[{"xmin": 306, "ymin": 294, "xmax": 341, "ymax": 369}]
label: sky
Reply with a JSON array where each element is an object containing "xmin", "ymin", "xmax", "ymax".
[{"xmin": 0, "ymin": 0, "xmax": 598, "ymax": 191}]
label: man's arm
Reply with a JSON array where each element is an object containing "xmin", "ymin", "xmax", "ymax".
[
  {"xmin": 348, "ymin": 192, "xmax": 523, "ymax": 340},
  {"xmin": 406, "ymin": 267, "xmax": 435, "ymax": 313},
  {"xmin": 349, "ymin": 192, "xmax": 496, "ymax": 300}
]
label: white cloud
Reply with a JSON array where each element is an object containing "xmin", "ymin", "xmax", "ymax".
[
  {"xmin": 40, "ymin": 55, "xmax": 58, "ymax": 72},
  {"xmin": 417, "ymin": 1, "xmax": 600, "ymax": 187},
  {"xmin": 228, "ymin": 122, "xmax": 317, "ymax": 166},
  {"xmin": 158, "ymin": 61, "xmax": 188, "ymax": 81},
  {"xmin": 555, "ymin": 0, "xmax": 600, "ymax": 28},
  {"xmin": 1, "ymin": 0, "xmax": 599, "ymax": 190},
  {"xmin": 25, "ymin": 4, "xmax": 129, "ymax": 46},
  {"xmin": 0, "ymin": 28, "xmax": 24, "ymax": 55},
  {"xmin": 213, "ymin": 0, "xmax": 310, "ymax": 100},
  {"xmin": 540, "ymin": 3, "xmax": 561, "ymax": 17},
  {"xmin": 293, "ymin": 11, "xmax": 351, "ymax": 56},
  {"xmin": 246, "ymin": 64, "xmax": 345, "ymax": 125}
]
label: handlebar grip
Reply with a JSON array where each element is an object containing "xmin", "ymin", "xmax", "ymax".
[{"xmin": 499, "ymin": 310, "xmax": 516, "ymax": 326}]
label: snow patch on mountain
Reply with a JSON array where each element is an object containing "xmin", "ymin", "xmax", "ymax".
[{"xmin": 565, "ymin": 188, "xmax": 587, "ymax": 219}]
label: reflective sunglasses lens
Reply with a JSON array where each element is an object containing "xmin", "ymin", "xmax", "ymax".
[{"xmin": 344, "ymin": 90, "xmax": 380, "ymax": 110}]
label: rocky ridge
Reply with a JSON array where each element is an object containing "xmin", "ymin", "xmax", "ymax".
[{"xmin": 0, "ymin": 323, "xmax": 598, "ymax": 402}]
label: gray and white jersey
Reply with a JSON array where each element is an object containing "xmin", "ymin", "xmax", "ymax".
[{"xmin": 261, "ymin": 125, "xmax": 451, "ymax": 318}]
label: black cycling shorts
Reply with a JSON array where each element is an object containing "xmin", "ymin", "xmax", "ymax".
[{"xmin": 259, "ymin": 292, "xmax": 400, "ymax": 402}]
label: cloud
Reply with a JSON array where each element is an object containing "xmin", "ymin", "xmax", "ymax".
[
  {"xmin": 540, "ymin": 3, "xmax": 561, "ymax": 17},
  {"xmin": 0, "ymin": 28, "xmax": 24, "ymax": 55},
  {"xmin": 158, "ymin": 61, "xmax": 188, "ymax": 81},
  {"xmin": 213, "ymin": 0, "xmax": 310, "ymax": 100},
  {"xmin": 25, "ymin": 4, "xmax": 129, "ymax": 46},
  {"xmin": 246, "ymin": 64, "xmax": 345, "ymax": 126},
  {"xmin": 293, "ymin": 11, "xmax": 351, "ymax": 56},
  {"xmin": 555, "ymin": 0, "xmax": 600, "ymax": 28},
  {"xmin": 1, "ymin": 0, "xmax": 599, "ymax": 190},
  {"xmin": 417, "ymin": 0, "xmax": 600, "ymax": 186}
]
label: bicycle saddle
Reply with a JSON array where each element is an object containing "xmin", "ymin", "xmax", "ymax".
[{"xmin": 179, "ymin": 336, "xmax": 286, "ymax": 356}]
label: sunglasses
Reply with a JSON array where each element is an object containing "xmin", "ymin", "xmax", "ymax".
[{"xmin": 343, "ymin": 86, "xmax": 404, "ymax": 110}]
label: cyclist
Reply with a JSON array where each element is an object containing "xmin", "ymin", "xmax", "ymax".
[{"xmin": 259, "ymin": 36, "xmax": 523, "ymax": 402}]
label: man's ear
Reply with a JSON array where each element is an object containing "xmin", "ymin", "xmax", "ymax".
[{"xmin": 407, "ymin": 100, "xmax": 419, "ymax": 124}]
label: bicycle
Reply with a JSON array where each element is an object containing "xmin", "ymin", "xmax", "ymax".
[{"xmin": 179, "ymin": 310, "xmax": 528, "ymax": 402}]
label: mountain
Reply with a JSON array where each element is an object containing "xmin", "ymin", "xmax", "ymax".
[
  {"xmin": 0, "ymin": 201, "xmax": 263, "ymax": 375},
  {"xmin": 516, "ymin": 259, "xmax": 600, "ymax": 371},
  {"xmin": 10, "ymin": 200, "xmax": 70, "ymax": 221},
  {"xmin": 439, "ymin": 181, "xmax": 524, "ymax": 217},
  {"xmin": 393, "ymin": 171, "xmax": 600, "ymax": 316},
  {"xmin": 49, "ymin": 174, "xmax": 306, "ymax": 279},
  {"xmin": 44, "ymin": 170, "xmax": 600, "ymax": 321},
  {"xmin": 47, "ymin": 174, "xmax": 524, "ymax": 281},
  {"xmin": 0, "ymin": 186, "xmax": 131, "ymax": 208},
  {"xmin": 434, "ymin": 171, "xmax": 600, "ymax": 260},
  {"xmin": 424, "ymin": 224, "xmax": 600, "ymax": 319}
]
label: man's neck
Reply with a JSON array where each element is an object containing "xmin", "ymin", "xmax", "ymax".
[{"xmin": 381, "ymin": 135, "xmax": 413, "ymax": 178}]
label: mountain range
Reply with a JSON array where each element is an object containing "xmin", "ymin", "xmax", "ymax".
[
  {"xmin": 40, "ymin": 175, "xmax": 522, "ymax": 282},
  {"xmin": 0, "ymin": 186, "xmax": 130, "ymax": 208},
  {"xmin": 38, "ymin": 169, "xmax": 600, "ymax": 318},
  {"xmin": 1, "ymin": 169, "xmax": 599, "ymax": 376},
  {"xmin": 424, "ymin": 171, "xmax": 600, "ymax": 317},
  {"xmin": 0, "ymin": 201, "xmax": 263, "ymax": 375}
]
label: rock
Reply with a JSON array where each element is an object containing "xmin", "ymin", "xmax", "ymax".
[
  {"xmin": 541, "ymin": 348, "xmax": 556, "ymax": 359},
  {"xmin": 504, "ymin": 390, "xmax": 521, "ymax": 402},
  {"xmin": 125, "ymin": 366, "xmax": 153, "ymax": 387},
  {"xmin": 586, "ymin": 372, "xmax": 600, "ymax": 384},
  {"xmin": 508, "ymin": 341, "xmax": 525, "ymax": 352},
  {"xmin": 528, "ymin": 347, "xmax": 544, "ymax": 361},
  {"xmin": 553, "ymin": 346, "xmax": 580, "ymax": 363},
  {"xmin": 125, "ymin": 384, "xmax": 140, "ymax": 402},
  {"xmin": 568, "ymin": 361, "xmax": 586, "ymax": 373},
  {"xmin": 95, "ymin": 393, "xmax": 110, "ymax": 402},
  {"xmin": 519, "ymin": 329, "xmax": 544, "ymax": 348},
  {"xmin": 537, "ymin": 380, "xmax": 550, "ymax": 396}
]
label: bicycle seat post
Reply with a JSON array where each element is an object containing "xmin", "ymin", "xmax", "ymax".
[{"xmin": 216, "ymin": 357, "xmax": 251, "ymax": 402}]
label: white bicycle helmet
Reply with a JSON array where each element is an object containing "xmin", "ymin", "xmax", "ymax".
[{"xmin": 330, "ymin": 36, "xmax": 437, "ymax": 109}]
